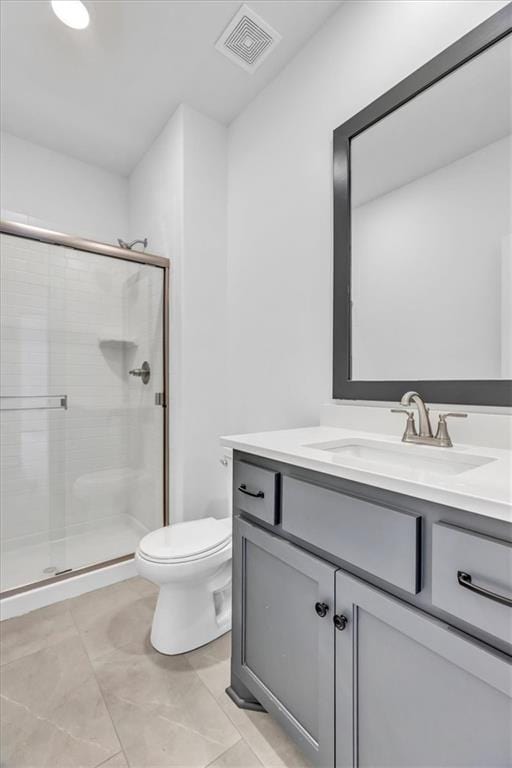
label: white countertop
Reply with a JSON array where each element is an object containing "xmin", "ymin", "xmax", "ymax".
[{"xmin": 221, "ymin": 426, "xmax": 512, "ymax": 523}]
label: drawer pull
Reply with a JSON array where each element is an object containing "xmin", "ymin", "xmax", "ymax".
[
  {"xmin": 457, "ymin": 571, "xmax": 512, "ymax": 608},
  {"xmin": 238, "ymin": 484, "xmax": 264, "ymax": 499},
  {"xmin": 315, "ymin": 602, "xmax": 329, "ymax": 618}
]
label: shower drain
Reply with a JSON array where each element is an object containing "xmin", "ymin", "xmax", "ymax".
[
  {"xmin": 43, "ymin": 566, "xmax": 72, "ymax": 575},
  {"xmin": 43, "ymin": 565, "xmax": 73, "ymax": 576}
]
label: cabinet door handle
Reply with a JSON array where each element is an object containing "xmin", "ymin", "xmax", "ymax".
[
  {"xmin": 315, "ymin": 602, "xmax": 329, "ymax": 618},
  {"xmin": 457, "ymin": 571, "xmax": 512, "ymax": 608},
  {"xmin": 333, "ymin": 614, "xmax": 348, "ymax": 631},
  {"xmin": 238, "ymin": 484, "xmax": 264, "ymax": 499}
]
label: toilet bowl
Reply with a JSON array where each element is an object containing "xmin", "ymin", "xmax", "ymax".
[
  {"xmin": 135, "ymin": 451, "xmax": 234, "ymax": 655},
  {"xmin": 136, "ymin": 517, "xmax": 232, "ymax": 654}
]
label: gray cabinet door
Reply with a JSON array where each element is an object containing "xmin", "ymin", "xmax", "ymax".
[
  {"xmin": 335, "ymin": 571, "xmax": 512, "ymax": 768},
  {"xmin": 233, "ymin": 517, "xmax": 337, "ymax": 767}
]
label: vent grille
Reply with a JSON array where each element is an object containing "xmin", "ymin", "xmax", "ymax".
[{"xmin": 216, "ymin": 4, "xmax": 282, "ymax": 73}]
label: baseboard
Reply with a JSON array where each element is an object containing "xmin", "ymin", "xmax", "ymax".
[{"xmin": 0, "ymin": 558, "xmax": 137, "ymax": 620}]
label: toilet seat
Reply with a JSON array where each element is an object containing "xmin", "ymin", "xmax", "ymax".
[{"xmin": 138, "ymin": 517, "xmax": 231, "ymax": 564}]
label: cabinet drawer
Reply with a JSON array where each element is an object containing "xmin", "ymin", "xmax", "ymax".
[
  {"xmin": 432, "ymin": 523, "xmax": 512, "ymax": 645},
  {"xmin": 233, "ymin": 461, "xmax": 279, "ymax": 525},
  {"xmin": 281, "ymin": 477, "xmax": 421, "ymax": 593}
]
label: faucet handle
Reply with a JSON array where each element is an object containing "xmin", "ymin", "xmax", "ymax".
[
  {"xmin": 390, "ymin": 408, "xmax": 418, "ymax": 440},
  {"xmin": 435, "ymin": 412, "xmax": 468, "ymax": 447}
]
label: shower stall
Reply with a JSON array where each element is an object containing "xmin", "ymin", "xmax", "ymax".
[{"xmin": 0, "ymin": 221, "xmax": 169, "ymax": 596}]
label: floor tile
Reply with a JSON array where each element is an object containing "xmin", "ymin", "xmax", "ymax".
[
  {"xmin": 97, "ymin": 751, "xmax": 129, "ymax": 767},
  {"xmin": 0, "ymin": 635, "xmax": 121, "ymax": 768},
  {"xmin": 207, "ymin": 739, "xmax": 263, "ymax": 768},
  {"xmin": 68, "ymin": 578, "xmax": 156, "ymax": 660},
  {"xmin": 0, "ymin": 600, "xmax": 78, "ymax": 666},
  {"xmin": 126, "ymin": 575, "xmax": 158, "ymax": 597},
  {"xmin": 219, "ymin": 693, "xmax": 311, "ymax": 768},
  {"xmin": 187, "ymin": 632, "xmax": 232, "ymax": 700},
  {"xmin": 92, "ymin": 638, "xmax": 241, "ymax": 768}
]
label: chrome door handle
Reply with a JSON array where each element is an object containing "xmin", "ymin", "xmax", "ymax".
[{"xmin": 457, "ymin": 571, "xmax": 512, "ymax": 608}]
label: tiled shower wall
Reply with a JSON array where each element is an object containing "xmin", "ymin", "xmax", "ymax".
[{"xmin": 0, "ymin": 233, "xmax": 164, "ymax": 551}]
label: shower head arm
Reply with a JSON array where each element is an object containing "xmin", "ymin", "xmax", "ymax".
[{"xmin": 117, "ymin": 238, "xmax": 148, "ymax": 251}]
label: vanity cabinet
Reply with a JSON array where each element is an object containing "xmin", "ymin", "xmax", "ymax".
[
  {"xmin": 232, "ymin": 517, "xmax": 336, "ymax": 767},
  {"xmin": 335, "ymin": 570, "xmax": 512, "ymax": 768},
  {"xmin": 229, "ymin": 453, "xmax": 512, "ymax": 768}
]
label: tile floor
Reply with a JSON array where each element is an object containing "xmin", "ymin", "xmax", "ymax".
[{"xmin": 0, "ymin": 577, "xmax": 311, "ymax": 768}]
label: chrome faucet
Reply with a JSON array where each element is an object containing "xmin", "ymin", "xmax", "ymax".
[
  {"xmin": 391, "ymin": 391, "xmax": 467, "ymax": 447},
  {"xmin": 400, "ymin": 391, "xmax": 433, "ymax": 438}
]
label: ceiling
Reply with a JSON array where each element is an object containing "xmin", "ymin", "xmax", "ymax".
[{"xmin": 0, "ymin": 0, "xmax": 340, "ymax": 175}]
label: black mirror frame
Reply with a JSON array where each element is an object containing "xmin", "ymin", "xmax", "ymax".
[{"xmin": 333, "ymin": 4, "xmax": 512, "ymax": 406}]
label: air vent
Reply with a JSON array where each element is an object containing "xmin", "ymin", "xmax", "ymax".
[{"xmin": 215, "ymin": 4, "xmax": 282, "ymax": 74}]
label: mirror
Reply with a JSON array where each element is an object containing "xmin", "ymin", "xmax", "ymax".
[
  {"xmin": 351, "ymin": 34, "xmax": 511, "ymax": 382},
  {"xmin": 333, "ymin": 8, "xmax": 512, "ymax": 405}
]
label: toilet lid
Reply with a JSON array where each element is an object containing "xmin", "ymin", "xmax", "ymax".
[{"xmin": 138, "ymin": 518, "xmax": 231, "ymax": 562}]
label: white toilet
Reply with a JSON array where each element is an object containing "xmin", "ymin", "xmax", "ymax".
[{"xmin": 135, "ymin": 454, "xmax": 233, "ymax": 655}]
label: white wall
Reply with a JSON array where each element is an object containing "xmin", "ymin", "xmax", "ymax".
[
  {"xmin": 128, "ymin": 107, "xmax": 185, "ymax": 523},
  {"xmin": 128, "ymin": 105, "xmax": 228, "ymax": 524},
  {"xmin": 181, "ymin": 107, "xmax": 228, "ymax": 522},
  {"xmin": 352, "ymin": 136, "xmax": 511, "ymax": 381},
  {"xmin": 0, "ymin": 131, "xmax": 128, "ymax": 244},
  {"xmin": 226, "ymin": 0, "xmax": 508, "ymax": 433}
]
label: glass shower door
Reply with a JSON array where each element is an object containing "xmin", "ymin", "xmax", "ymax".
[{"xmin": 0, "ymin": 232, "xmax": 165, "ymax": 593}]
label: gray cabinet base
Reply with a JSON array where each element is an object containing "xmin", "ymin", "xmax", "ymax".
[{"xmin": 226, "ymin": 683, "xmax": 266, "ymax": 712}]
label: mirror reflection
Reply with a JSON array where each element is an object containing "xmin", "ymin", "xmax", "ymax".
[{"xmin": 350, "ymin": 34, "xmax": 511, "ymax": 381}]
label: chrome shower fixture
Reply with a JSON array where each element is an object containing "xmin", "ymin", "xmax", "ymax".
[
  {"xmin": 129, "ymin": 361, "xmax": 151, "ymax": 385},
  {"xmin": 117, "ymin": 237, "xmax": 148, "ymax": 251}
]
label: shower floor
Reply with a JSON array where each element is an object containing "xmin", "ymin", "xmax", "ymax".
[{"xmin": 1, "ymin": 514, "xmax": 150, "ymax": 593}]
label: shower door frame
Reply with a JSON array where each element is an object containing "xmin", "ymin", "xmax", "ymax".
[{"xmin": 0, "ymin": 219, "xmax": 170, "ymax": 597}]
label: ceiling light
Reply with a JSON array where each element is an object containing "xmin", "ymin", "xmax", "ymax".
[{"xmin": 51, "ymin": 1, "xmax": 90, "ymax": 30}]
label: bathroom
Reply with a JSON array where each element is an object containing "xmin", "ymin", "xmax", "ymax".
[{"xmin": 0, "ymin": 0, "xmax": 510, "ymax": 766}]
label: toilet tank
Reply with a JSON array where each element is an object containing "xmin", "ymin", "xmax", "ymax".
[{"xmin": 221, "ymin": 448, "xmax": 233, "ymax": 517}]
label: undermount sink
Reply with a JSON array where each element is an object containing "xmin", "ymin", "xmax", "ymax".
[{"xmin": 303, "ymin": 438, "xmax": 495, "ymax": 478}]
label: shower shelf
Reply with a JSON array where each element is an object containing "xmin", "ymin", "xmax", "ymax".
[{"xmin": 98, "ymin": 337, "xmax": 138, "ymax": 348}]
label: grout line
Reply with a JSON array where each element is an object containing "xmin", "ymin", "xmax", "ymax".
[
  {"xmin": 87, "ymin": 647, "xmax": 128, "ymax": 764},
  {"xmin": 93, "ymin": 749, "xmax": 129, "ymax": 768},
  {"xmin": 96, "ymin": 700, "xmax": 128, "ymax": 763},
  {"xmin": 68, "ymin": 610, "xmax": 128, "ymax": 763},
  {"xmin": 203, "ymin": 737, "xmax": 245, "ymax": 768}
]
